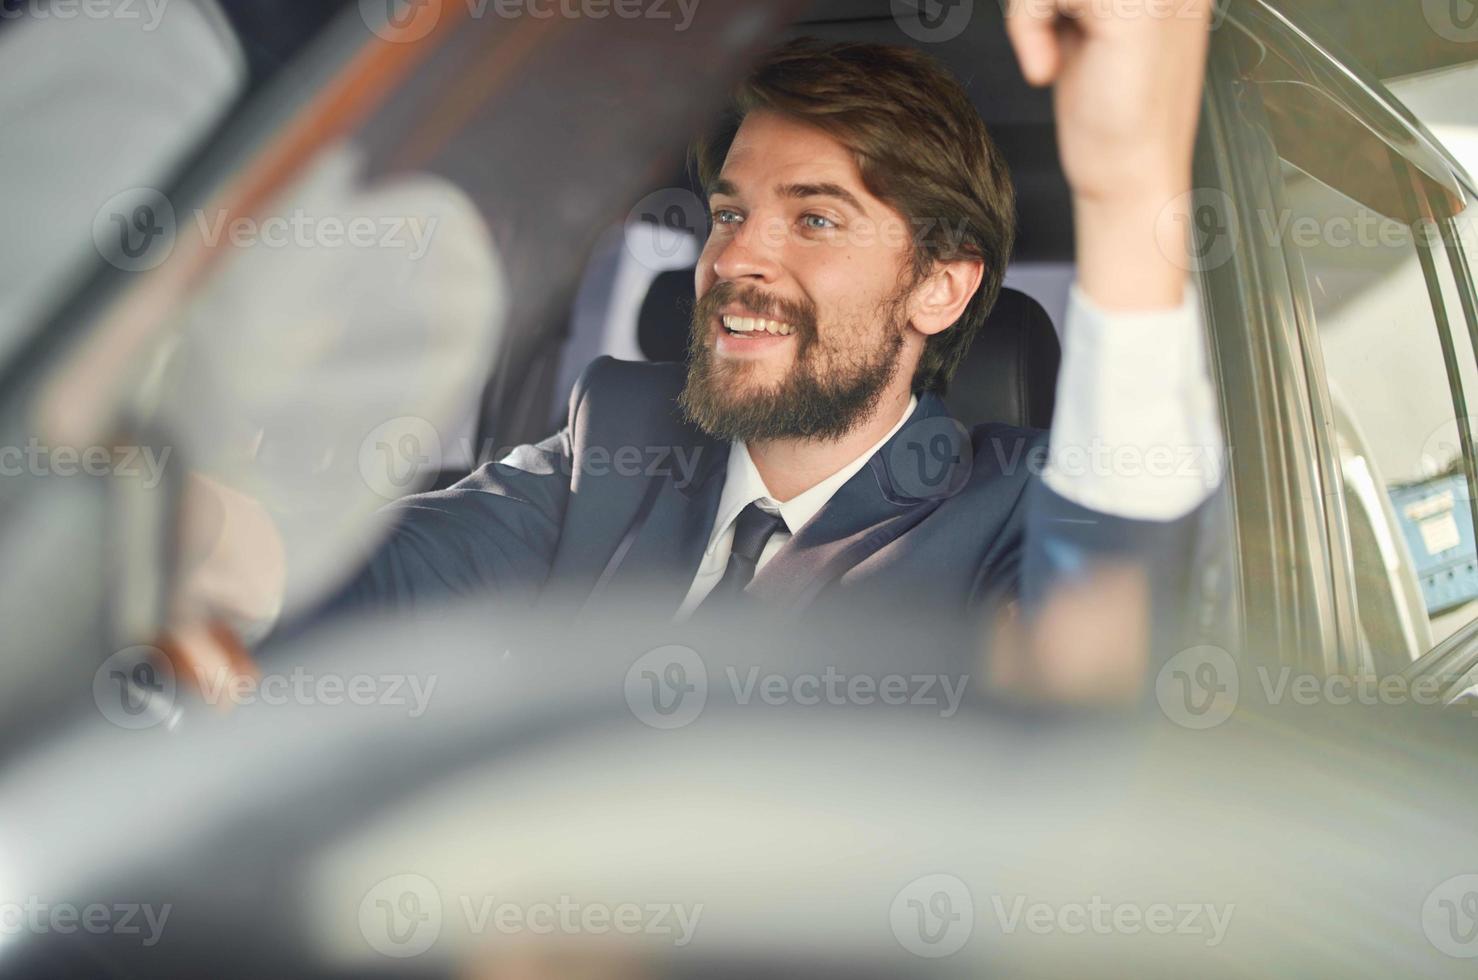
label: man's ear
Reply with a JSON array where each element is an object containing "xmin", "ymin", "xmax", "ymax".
[{"xmin": 908, "ymin": 257, "xmax": 985, "ymax": 337}]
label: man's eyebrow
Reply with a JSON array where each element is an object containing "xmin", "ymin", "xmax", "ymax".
[
  {"xmin": 705, "ymin": 179, "xmax": 867, "ymax": 214},
  {"xmin": 779, "ymin": 181, "xmax": 866, "ymax": 214},
  {"xmin": 707, "ymin": 178, "xmax": 740, "ymax": 198}
]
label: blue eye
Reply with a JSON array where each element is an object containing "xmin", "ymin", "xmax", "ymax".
[
  {"xmin": 712, "ymin": 208, "xmax": 743, "ymax": 225},
  {"xmin": 802, "ymin": 214, "xmax": 837, "ymax": 231}
]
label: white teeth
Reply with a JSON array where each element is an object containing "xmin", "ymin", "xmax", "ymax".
[{"xmin": 722, "ymin": 315, "xmax": 795, "ymax": 336}]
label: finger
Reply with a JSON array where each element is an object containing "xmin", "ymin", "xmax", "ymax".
[
  {"xmin": 1004, "ymin": 0, "xmax": 1062, "ymax": 87},
  {"xmin": 157, "ymin": 620, "xmax": 259, "ymax": 708}
]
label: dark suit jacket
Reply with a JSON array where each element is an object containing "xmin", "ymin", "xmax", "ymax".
[{"xmin": 322, "ymin": 357, "xmax": 1199, "ymax": 631}]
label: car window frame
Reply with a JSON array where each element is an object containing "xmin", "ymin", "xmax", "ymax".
[
  {"xmin": 1256, "ymin": 77, "xmax": 1478, "ymax": 675},
  {"xmin": 1205, "ymin": 0, "xmax": 1478, "ymax": 677},
  {"xmin": 1199, "ymin": 28, "xmax": 1346, "ymax": 673}
]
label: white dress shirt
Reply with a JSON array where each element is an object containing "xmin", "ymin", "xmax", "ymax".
[
  {"xmin": 676, "ymin": 284, "xmax": 1223, "ymax": 618},
  {"xmin": 677, "ymin": 395, "xmax": 919, "ymax": 618}
]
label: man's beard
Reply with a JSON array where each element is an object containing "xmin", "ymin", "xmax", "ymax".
[{"xmin": 678, "ymin": 280, "xmax": 908, "ymax": 443}]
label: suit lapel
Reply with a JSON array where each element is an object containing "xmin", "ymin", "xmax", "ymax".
[
  {"xmin": 579, "ymin": 392, "xmax": 972, "ymax": 619},
  {"xmin": 584, "ymin": 437, "xmax": 730, "ymax": 617},
  {"xmin": 746, "ymin": 393, "xmax": 970, "ymax": 615}
]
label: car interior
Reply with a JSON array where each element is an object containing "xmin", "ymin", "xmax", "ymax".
[
  {"xmin": 13, "ymin": 0, "xmax": 1478, "ymax": 728},
  {"xmin": 10, "ymin": 3, "xmax": 1478, "ymax": 978}
]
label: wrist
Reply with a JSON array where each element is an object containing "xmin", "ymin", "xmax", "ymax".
[{"xmin": 1071, "ymin": 186, "xmax": 1191, "ymax": 311}]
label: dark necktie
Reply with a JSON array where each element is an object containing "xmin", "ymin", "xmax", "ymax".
[{"xmin": 700, "ymin": 501, "xmax": 787, "ymax": 609}]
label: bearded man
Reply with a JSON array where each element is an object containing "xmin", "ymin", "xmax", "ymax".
[{"xmin": 202, "ymin": 1, "xmax": 1225, "ymax": 703}]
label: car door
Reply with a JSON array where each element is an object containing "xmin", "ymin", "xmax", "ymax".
[{"xmin": 1197, "ymin": 0, "xmax": 1478, "ymax": 683}]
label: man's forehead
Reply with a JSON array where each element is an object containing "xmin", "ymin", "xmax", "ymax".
[{"xmin": 715, "ymin": 111, "xmax": 868, "ymax": 201}]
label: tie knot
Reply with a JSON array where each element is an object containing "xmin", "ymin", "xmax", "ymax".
[{"xmin": 730, "ymin": 501, "xmax": 786, "ymax": 563}]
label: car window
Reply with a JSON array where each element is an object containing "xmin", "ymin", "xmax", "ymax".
[{"xmin": 1273, "ymin": 152, "xmax": 1478, "ymax": 666}]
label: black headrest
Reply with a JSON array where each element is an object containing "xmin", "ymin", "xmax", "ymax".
[
  {"xmin": 942, "ymin": 287, "xmax": 1060, "ymax": 430},
  {"xmin": 637, "ymin": 269, "xmax": 695, "ymax": 364},
  {"xmin": 636, "ymin": 271, "xmax": 1060, "ymax": 429}
]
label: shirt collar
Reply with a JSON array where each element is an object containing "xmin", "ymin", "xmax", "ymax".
[{"xmin": 707, "ymin": 394, "xmax": 919, "ymax": 555}]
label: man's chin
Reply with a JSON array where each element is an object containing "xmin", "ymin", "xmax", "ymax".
[
  {"xmin": 681, "ymin": 377, "xmax": 865, "ymax": 444},
  {"xmin": 681, "ymin": 368, "xmax": 786, "ymax": 442},
  {"xmin": 714, "ymin": 358, "xmax": 790, "ymax": 392},
  {"xmin": 680, "ymin": 329, "xmax": 902, "ymax": 443}
]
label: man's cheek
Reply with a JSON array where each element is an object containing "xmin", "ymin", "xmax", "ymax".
[
  {"xmin": 848, "ymin": 218, "xmax": 879, "ymax": 249},
  {"xmin": 879, "ymin": 217, "xmax": 912, "ymax": 251}
]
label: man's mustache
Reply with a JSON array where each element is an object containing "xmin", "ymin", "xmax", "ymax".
[{"xmin": 691, "ymin": 282, "xmax": 817, "ymax": 341}]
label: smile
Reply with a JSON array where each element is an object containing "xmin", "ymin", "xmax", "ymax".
[{"xmin": 721, "ymin": 314, "xmax": 797, "ymax": 337}]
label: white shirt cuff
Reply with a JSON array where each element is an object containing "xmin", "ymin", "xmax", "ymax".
[{"xmin": 1042, "ymin": 284, "xmax": 1225, "ymax": 521}]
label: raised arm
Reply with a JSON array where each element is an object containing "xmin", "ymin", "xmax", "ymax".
[{"xmin": 992, "ymin": 0, "xmax": 1224, "ymax": 704}]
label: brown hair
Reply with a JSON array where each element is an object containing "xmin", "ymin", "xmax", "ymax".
[{"xmin": 693, "ymin": 37, "xmax": 1016, "ymax": 394}]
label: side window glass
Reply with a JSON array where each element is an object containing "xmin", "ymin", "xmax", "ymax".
[{"xmin": 1276, "ymin": 160, "xmax": 1478, "ymax": 664}]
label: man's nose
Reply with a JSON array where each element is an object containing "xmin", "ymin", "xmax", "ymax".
[{"xmin": 711, "ymin": 215, "xmax": 784, "ymax": 284}]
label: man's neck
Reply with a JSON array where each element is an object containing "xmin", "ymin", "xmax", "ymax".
[{"xmin": 746, "ymin": 386, "xmax": 915, "ymax": 502}]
